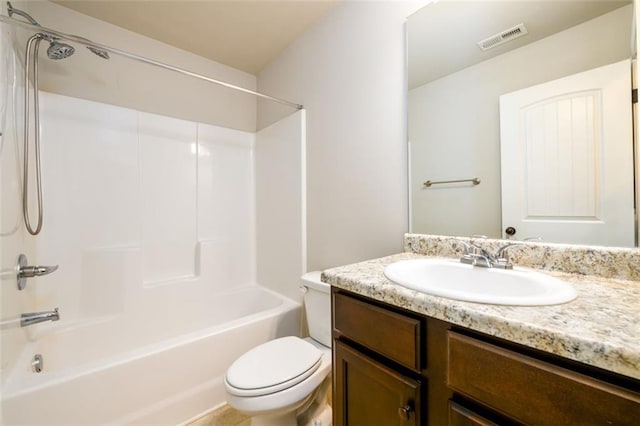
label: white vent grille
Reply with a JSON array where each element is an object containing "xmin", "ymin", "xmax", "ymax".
[{"xmin": 477, "ymin": 23, "xmax": 528, "ymax": 51}]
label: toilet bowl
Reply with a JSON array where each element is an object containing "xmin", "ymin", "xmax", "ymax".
[{"xmin": 224, "ymin": 272, "xmax": 331, "ymax": 426}]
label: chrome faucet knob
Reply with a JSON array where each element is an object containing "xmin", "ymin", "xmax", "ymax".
[
  {"xmin": 16, "ymin": 254, "xmax": 59, "ymax": 290},
  {"xmin": 19, "ymin": 264, "xmax": 59, "ymax": 278},
  {"xmin": 453, "ymin": 239, "xmax": 474, "ymax": 254},
  {"xmin": 452, "ymin": 240, "xmax": 476, "ymax": 264}
]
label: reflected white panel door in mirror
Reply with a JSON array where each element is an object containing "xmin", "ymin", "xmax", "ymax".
[{"xmin": 500, "ymin": 60, "xmax": 634, "ymax": 247}]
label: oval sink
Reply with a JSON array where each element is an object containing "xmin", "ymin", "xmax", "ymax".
[{"xmin": 384, "ymin": 259, "xmax": 577, "ymax": 306}]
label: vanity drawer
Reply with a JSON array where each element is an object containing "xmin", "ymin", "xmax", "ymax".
[
  {"xmin": 448, "ymin": 401, "xmax": 499, "ymax": 426},
  {"xmin": 447, "ymin": 331, "xmax": 640, "ymax": 425},
  {"xmin": 333, "ymin": 291, "xmax": 423, "ymax": 371}
]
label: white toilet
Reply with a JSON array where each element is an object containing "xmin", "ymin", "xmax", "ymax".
[{"xmin": 224, "ymin": 272, "xmax": 332, "ymax": 426}]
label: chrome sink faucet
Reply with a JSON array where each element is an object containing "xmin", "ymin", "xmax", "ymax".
[
  {"xmin": 455, "ymin": 240, "xmax": 494, "ymax": 267},
  {"xmin": 454, "ymin": 240, "xmax": 523, "ymax": 269}
]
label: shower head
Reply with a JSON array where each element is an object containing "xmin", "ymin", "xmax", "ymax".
[
  {"xmin": 45, "ymin": 40, "xmax": 110, "ymax": 61},
  {"xmin": 47, "ymin": 40, "xmax": 75, "ymax": 60},
  {"xmin": 7, "ymin": 2, "xmax": 109, "ymax": 61}
]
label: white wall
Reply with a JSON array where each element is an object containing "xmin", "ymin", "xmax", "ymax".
[
  {"xmin": 8, "ymin": 0, "xmax": 257, "ymax": 131},
  {"xmin": 408, "ymin": 5, "xmax": 633, "ymax": 238},
  {"xmin": 258, "ymin": 1, "xmax": 427, "ymax": 271}
]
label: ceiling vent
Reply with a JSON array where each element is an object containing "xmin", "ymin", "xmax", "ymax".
[{"xmin": 477, "ymin": 23, "xmax": 528, "ymax": 51}]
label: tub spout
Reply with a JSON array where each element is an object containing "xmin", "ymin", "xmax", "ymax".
[{"xmin": 21, "ymin": 308, "xmax": 60, "ymax": 327}]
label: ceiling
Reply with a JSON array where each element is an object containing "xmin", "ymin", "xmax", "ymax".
[
  {"xmin": 53, "ymin": 0, "xmax": 340, "ymax": 75},
  {"xmin": 408, "ymin": 0, "xmax": 632, "ymax": 89}
]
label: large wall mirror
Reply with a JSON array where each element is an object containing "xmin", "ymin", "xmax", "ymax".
[{"xmin": 407, "ymin": 0, "xmax": 638, "ymax": 247}]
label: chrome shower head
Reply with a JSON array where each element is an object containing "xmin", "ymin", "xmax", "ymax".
[
  {"xmin": 47, "ymin": 40, "xmax": 75, "ymax": 60},
  {"xmin": 7, "ymin": 1, "xmax": 110, "ymax": 62}
]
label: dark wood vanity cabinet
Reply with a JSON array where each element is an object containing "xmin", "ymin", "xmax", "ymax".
[
  {"xmin": 331, "ymin": 287, "xmax": 640, "ymax": 426},
  {"xmin": 334, "ymin": 340, "xmax": 422, "ymax": 425},
  {"xmin": 332, "ymin": 288, "xmax": 450, "ymax": 425}
]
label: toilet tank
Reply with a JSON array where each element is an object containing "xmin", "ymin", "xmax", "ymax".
[{"xmin": 301, "ymin": 271, "xmax": 331, "ymax": 348}]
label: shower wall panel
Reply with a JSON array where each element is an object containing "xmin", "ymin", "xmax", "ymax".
[
  {"xmin": 255, "ymin": 110, "xmax": 306, "ymax": 302},
  {"xmin": 198, "ymin": 125, "xmax": 256, "ymax": 286},
  {"xmin": 34, "ymin": 91, "xmax": 255, "ymax": 324},
  {"xmin": 0, "ymin": 20, "xmax": 31, "ymax": 382},
  {"xmin": 139, "ymin": 113, "xmax": 198, "ymax": 283}
]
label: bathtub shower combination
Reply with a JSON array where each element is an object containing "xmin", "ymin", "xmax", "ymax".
[{"xmin": 1, "ymin": 4, "xmax": 306, "ymax": 425}]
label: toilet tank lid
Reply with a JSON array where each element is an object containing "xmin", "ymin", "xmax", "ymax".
[{"xmin": 301, "ymin": 271, "xmax": 329, "ymax": 292}]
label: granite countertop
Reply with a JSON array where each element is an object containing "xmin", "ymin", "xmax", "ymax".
[{"xmin": 322, "ymin": 252, "xmax": 640, "ymax": 380}]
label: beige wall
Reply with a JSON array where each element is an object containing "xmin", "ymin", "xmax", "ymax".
[
  {"xmin": 409, "ymin": 5, "xmax": 633, "ymax": 239},
  {"xmin": 9, "ymin": 0, "xmax": 257, "ymax": 131},
  {"xmin": 258, "ymin": 1, "xmax": 427, "ymax": 271}
]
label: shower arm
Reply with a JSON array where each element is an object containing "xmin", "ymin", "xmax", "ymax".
[
  {"xmin": 0, "ymin": 13, "xmax": 303, "ymax": 110},
  {"xmin": 7, "ymin": 1, "xmax": 39, "ymax": 26}
]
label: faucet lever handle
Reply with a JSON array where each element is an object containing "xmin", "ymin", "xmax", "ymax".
[
  {"xmin": 492, "ymin": 243, "xmax": 526, "ymax": 269},
  {"xmin": 495, "ymin": 242, "xmax": 523, "ymax": 259},
  {"xmin": 453, "ymin": 240, "xmax": 491, "ymax": 265},
  {"xmin": 19, "ymin": 264, "xmax": 59, "ymax": 278},
  {"xmin": 16, "ymin": 254, "xmax": 59, "ymax": 290}
]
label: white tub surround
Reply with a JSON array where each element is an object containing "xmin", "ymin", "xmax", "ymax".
[
  {"xmin": 321, "ymin": 235, "xmax": 640, "ymax": 380},
  {"xmin": 1, "ymin": 91, "xmax": 306, "ymax": 425}
]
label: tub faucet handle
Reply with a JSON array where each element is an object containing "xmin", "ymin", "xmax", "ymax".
[
  {"xmin": 20, "ymin": 264, "xmax": 59, "ymax": 278},
  {"xmin": 16, "ymin": 254, "xmax": 59, "ymax": 290}
]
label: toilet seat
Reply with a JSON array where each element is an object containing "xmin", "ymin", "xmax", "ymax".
[{"xmin": 225, "ymin": 336, "xmax": 323, "ymax": 397}]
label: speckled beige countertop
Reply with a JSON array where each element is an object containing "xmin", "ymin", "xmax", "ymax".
[{"xmin": 322, "ymin": 251, "xmax": 640, "ymax": 380}]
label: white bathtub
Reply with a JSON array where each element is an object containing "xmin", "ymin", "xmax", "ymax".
[{"xmin": 1, "ymin": 286, "xmax": 301, "ymax": 425}]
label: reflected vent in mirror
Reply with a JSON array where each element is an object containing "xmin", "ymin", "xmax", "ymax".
[{"xmin": 477, "ymin": 23, "xmax": 528, "ymax": 51}]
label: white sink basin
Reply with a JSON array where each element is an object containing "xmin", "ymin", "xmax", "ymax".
[{"xmin": 384, "ymin": 259, "xmax": 577, "ymax": 306}]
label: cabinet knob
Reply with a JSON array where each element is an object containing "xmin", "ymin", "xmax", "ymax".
[{"xmin": 398, "ymin": 404, "xmax": 413, "ymax": 420}]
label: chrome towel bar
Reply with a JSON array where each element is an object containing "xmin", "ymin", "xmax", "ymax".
[{"xmin": 423, "ymin": 178, "xmax": 480, "ymax": 187}]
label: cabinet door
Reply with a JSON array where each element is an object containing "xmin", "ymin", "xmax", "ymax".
[{"xmin": 334, "ymin": 340, "xmax": 422, "ymax": 426}]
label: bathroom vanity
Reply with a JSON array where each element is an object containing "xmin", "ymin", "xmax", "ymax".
[{"xmin": 325, "ymin": 236, "xmax": 640, "ymax": 425}]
